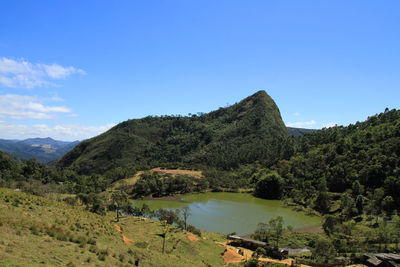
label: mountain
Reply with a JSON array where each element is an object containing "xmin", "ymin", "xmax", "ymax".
[
  {"xmin": 59, "ymin": 90, "xmax": 290, "ymax": 174},
  {"xmin": 0, "ymin": 137, "xmax": 80, "ymax": 163},
  {"xmin": 287, "ymin": 127, "xmax": 316, "ymax": 137},
  {"xmin": 277, "ymin": 108, "xmax": 400, "ymax": 211}
]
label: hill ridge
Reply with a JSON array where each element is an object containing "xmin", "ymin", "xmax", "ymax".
[{"xmin": 58, "ymin": 90, "xmax": 289, "ymax": 174}]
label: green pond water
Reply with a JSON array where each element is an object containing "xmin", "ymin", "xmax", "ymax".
[{"xmin": 133, "ymin": 192, "xmax": 321, "ymax": 235}]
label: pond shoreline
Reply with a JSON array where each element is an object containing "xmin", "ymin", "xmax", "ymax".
[
  {"xmin": 140, "ymin": 194, "xmax": 186, "ymax": 202},
  {"xmin": 133, "ymin": 192, "xmax": 322, "ymax": 235}
]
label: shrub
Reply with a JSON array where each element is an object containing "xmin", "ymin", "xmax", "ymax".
[
  {"xmin": 244, "ymin": 258, "xmax": 258, "ymax": 267},
  {"xmin": 29, "ymin": 225, "xmax": 39, "ymax": 235},
  {"xmin": 135, "ymin": 241, "xmax": 148, "ymax": 248},
  {"xmin": 98, "ymin": 254, "xmax": 106, "ymax": 261},
  {"xmin": 87, "ymin": 237, "xmax": 96, "ymax": 245},
  {"xmin": 88, "ymin": 245, "xmax": 98, "ymax": 254},
  {"xmin": 187, "ymin": 224, "xmax": 202, "ymax": 237}
]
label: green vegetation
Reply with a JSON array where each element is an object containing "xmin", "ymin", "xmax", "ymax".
[
  {"xmin": 1, "ymin": 91, "xmax": 400, "ymax": 265},
  {"xmin": 131, "ymin": 172, "xmax": 209, "ymax": 198},
  {"xmin": 58, "ymin": 90, "xmax": 289, "ymax": 174},
  {"xmin": 0, "ymin": 188, "xmax": 226, "ymax": 266}
]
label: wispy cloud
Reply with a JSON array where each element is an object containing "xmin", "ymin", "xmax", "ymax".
[
  {"xmin": 0, "ymin": 94, "xmax": 71, "ymax": 120},
  {"xmin": 292, "ymin": 112, "xmax": 301, "ymax": 116},
  {"xmin": 0, "ymin": 57, "xmax": 85, "ymax": 89},
  {"xmin": 0, "ymin": 121, "xmax": 115, "ymax": 141},
  {"xmin": 287, "ymin": 120, "xmax": 316, "ymax": 128}
]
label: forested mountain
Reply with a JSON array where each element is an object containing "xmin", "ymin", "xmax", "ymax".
[
  {"xmin": 58, "ymin": 90, "xmax": 290, "ymax": 174},
  {"xmin": 258, "ymin": 108, "xmax": 400, "ymax": 215},
  {"xmin": 287, "ymin": 127, "xmax": 316, "ymax": 137},
  {"xmin": 0, "ymin": 138, "xmax": 80, "ymax": 163}
]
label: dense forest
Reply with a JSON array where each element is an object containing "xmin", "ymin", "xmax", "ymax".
[
  {"xmin": 58, "ymin": 90, "xmax": 290, "ymax": 174},
  {"xmin": 274, "ymin": 108, "xmax": 400, "ymax": 214}
]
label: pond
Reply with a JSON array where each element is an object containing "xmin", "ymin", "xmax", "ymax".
[{"xmin": 132, "ymin": 192, "xmax": 321, "ymax": 235}]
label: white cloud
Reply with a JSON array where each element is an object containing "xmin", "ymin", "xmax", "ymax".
[
  {"xmin": 0, "ymin": 121, "xmax": 115, "ymax": 141},
  {"xmin": 292, "ymin": 112, "xmax": 301, "ymax": 116},
  {"xmin": 0, "ymin": 57, "xmax": 85, "ymax": 89},
  {"xmin": 322, "ymin": 122, "xmax": 338, "ymax": 128},
  {"xmin": 41, "ymin": 64, "xmax": 86, "ymax": 79},
  {"xmin": 287, "ymin": 120, "xmax": 316, "ymax": 128},
  {"xmin": 0, "ymin": 94, "xmax": 71, "ymax": 120}
]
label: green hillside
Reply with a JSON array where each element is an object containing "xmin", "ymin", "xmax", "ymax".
[
  {"xmin": 58, "ymin": 90, "xmax": 289, "ymax": 175},
  {"xmin": 0, "ymin": 188, "xmax": 226, "ymax": 266},
  {"xmin": 287, "ymin": 127, "xmax": 316, "ymax": 137},
  {"xmin": 268, "ymin": 108, "xmax": 400, "ymax": 214}
]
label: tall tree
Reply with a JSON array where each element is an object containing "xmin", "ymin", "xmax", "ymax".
[
  {"xmin": 110, "ymin": 190, "xmax": 129, "ymax": 222},
  {"xmin": 181, "ymin": 206, "xmax": 192, "ymax": 230}
]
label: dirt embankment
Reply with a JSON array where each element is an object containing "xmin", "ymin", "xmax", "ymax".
[
  {"xmin": 150, "ymin": 168, "xmax": 203, "ymax": 179},
  {"xmin": 186, "ymin": 232, "xmax": 199, "ymax": 242},
  {"xmin": 114, "ymin": 224, "xmax": 135, "ymax": 245},
  {"xmin": 220, "ymin": 241, "xmax": 312, "ymax": 266}
]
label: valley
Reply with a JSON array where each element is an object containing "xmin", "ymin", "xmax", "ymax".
[{"xmin": 1, "ymin": 91, "xmax": 400, "ymax": 266}]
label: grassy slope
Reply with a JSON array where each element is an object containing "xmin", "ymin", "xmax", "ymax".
[{"xmin": 0, "ymin": 188, "xmax": 226, "ymax": 267}]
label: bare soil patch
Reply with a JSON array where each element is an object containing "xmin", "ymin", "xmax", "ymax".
[
  {"xmin": 187, "ymin": 232, "xmax": 199, "ymax": 242},
  {"xmin": 151, "ymin": 168, "xmax": 203, "ymax": 178},
  {"xmin": 114, "ymin": 224, "xmax": 135, "ymax": 245},
  {"xmin": 223, "ymin": 246, "xmax": 246, "ymax": 264}
]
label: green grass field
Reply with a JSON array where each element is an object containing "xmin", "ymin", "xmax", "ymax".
[{"xmin": 0, "ymin": 188, "xmax": 227, "ymax": 266}]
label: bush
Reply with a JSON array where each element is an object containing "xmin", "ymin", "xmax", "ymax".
[
  {"xmin": 63, "ymin": 196, "xmax": 78, "ymax": 206},
  {"xmin": 186, "ymin": 224, "xmax": 202, "ymax": 237},
  {"xmin": 29, "ymin": 225, "xmax": 40, "ymax": 235},
  {"xmin": 244, "ymin": 258, "xmax": 258, "ymax": 267},
  {"xmin": 98, "ymin": 254, "xmax": 106, "ymax": 261},
  {"xmin": 135, "ymin": 241, "xmax": 148, "ymax": 248}
]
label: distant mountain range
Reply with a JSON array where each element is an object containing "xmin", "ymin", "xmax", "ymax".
[{"xmin": 0, "ymin": 137, "xmax": 80, "ymax": 163}]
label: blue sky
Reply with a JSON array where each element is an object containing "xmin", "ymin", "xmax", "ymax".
[{"xmin": 0, "ymin": 1, "xmax": 399, "ymax": 141}]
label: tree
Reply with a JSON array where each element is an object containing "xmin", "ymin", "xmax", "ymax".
[
  {"xmin": 161, "ymin": 219, "xmax": 169, "ymax": 254},
  {"xmin": 90, "ymin": 196, "xmax": 106, "ymax": 215},
  {"xmin": 352, "ymin": 180, "xmax": 361, "ymax": 195},
  {"xmin": 141, "ymin": 203, "xmax": 152, "ymax": 218},
  {"xmin": 382, "ymin": 196, "xmax": 394, "ymax": 215},
  {"xmin": 312, "ymin": 237, "xmax": 336, "ymax": 263},
  {"xmin": 367, "ymin": 188, "xmax": 385, "ymax": 223},
  {"xmin": 110, "ymin": 190, "xmax": 129, "ymax": 222},
  {"xmin": 253, "ymin": 216, "xmax": 284, "ymax": 247},
  {"xmin": 254, "ymin": 171, "xmax": 284, "ymax": 199},
  {"xmin": 268, "ymin": 216, "xmax": 284, "ymax": 247},
  {"xmin": 340, "ymin": 192, "xmax": 356, "ymax": 219},
  {"xmin": 180, "ymin": 206, "xmax": 192, "ymax": 230},
  {"xmin": 323, "ymin": 215, "xmax": 341, "ymax": 236},
  {"xmin": 156, "ymin": 209, "xmax": 179, "ymax": 225},
  {"xmin": 355, "ymin": 195, "xmax": 364, "ymax": 214},
  {"xmin": 391, "ymin": 215, "xmax": 400, "ymax": 251},
  {"xmin": 314, "ymin": 191, "xmax": 330, "ymax": 213}
]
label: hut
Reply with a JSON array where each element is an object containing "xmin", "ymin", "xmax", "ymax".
[
  {"xmin": 227, "ymin": 235, "xmax": 288, "ymax": 259},
  {"xmin": 362, "ymin": 253, "xmax": 400, "ymax": 267}
]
